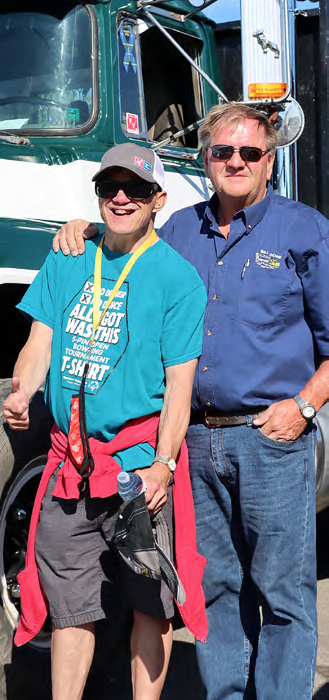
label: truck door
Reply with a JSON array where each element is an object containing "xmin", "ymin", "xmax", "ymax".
[
  {"xmin": 117, "ymin": 15, "xmax": 203, "ymax": 148},
  {"xmin": 115, "ymin": 9, "xmax": 220, "ymax": 221}
]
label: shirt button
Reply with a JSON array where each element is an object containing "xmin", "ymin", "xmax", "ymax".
[
  {"xmin": 212, "ymin": 294, "xmax": 218, "ymax": 300},
  {"xmin": 203, "ymin": 366, "xmax": 208, "ymax": 372},
  {"xmin": 205, "ymin": 401, "xmax": 211, "ymax": 407},
  {"xmin": 218, "ymin": 260, "xmax": 223, "ymax": 266},
  {"xmin": 207, "ymin": 330, "xmax": 212, "ymax": 336}
]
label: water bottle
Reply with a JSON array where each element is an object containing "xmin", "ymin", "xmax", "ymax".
[{"xmin": 117, "ymin": 471, "xmax": 146, "ymax": 500}]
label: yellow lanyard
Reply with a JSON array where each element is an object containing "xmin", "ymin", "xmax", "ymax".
[{"xmin": 90, "ymin": 229, "xmax": 157, "ymax": 348}]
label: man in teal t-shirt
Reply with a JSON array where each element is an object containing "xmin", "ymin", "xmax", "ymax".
[{"xmin": 4, "ymin": 143, "xmax": 206, "ymax": 700}]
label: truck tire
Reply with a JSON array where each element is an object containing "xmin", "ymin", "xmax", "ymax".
[{"xmin": 0, "ymin": 379, "xmax": 53, "ymax": 699}]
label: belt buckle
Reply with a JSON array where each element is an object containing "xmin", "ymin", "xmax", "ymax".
[{"xmin": 204, "ymin": 410, "xmax": 218, "ymax": 428}]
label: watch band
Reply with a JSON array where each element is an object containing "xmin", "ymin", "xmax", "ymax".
[
  {"xmin": 152, "ymin": 455, "xmax": 176, "ymax": 473},
  {"xmin": 293, "ymin": 394, "xmax": 316, "ymax": 420}
]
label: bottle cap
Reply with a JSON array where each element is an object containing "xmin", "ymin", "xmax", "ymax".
[{"xmin": 117, "ymin": 472, "xmax": 130, "ymax": 484}]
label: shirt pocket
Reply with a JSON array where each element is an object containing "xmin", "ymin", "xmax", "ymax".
[{"xmin": 232, "ymin": 256, "xmax": 293, "ymax": 330}]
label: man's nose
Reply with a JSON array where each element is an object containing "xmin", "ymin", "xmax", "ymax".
[
  {"xmin": 226, "ymin": 149, "xmax": 245, "ymax": 167},
  {"xmin": 112, "ymin": 188, "xmax": 130, "ymax": 203}
]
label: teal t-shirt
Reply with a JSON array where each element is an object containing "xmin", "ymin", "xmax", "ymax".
[{"xmin": 18, "ymin": 235, "xmax": 206, "ymax": 470}]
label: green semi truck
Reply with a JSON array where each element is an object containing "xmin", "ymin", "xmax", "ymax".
[{"xmin": 0, "ymin": 0, "xmax": 328, "ymax": 695}]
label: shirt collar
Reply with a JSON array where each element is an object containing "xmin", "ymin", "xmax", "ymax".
[
  {"xmin": 204, "ymin": 182, "xmax": 274, "ymax": 234},
  {"xmin": 204, "ymin": 192, "xmax": 220, "ymax": 230},
  {"xmin": 242, "ymin": 182, "xmax": 273, "ymax": 232}
]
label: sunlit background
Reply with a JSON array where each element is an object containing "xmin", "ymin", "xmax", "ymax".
[{"xmin": 190, "ymin": 0, "xmax": 317, "ymax": 24}]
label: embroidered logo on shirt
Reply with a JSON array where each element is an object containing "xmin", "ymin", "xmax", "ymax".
[{"xmin": 255, "ymin": 250, "xmax": 281, "ymax": 269}]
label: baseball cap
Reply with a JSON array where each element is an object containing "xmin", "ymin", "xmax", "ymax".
[
  {"xmin": 113, "ymin": 493, "xmax": 186, "ymax": 606},
  {"xmin": 92, "ymin": 143, "xmax": 165, "ymax": 190}
]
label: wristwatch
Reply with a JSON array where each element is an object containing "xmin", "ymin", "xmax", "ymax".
[
  {"xmin": 293, "ymin": 393, "xmax": 316, "ymax": 420},
  {"xmin": 152, "ymin": 455, "xmax": 177, "ymax": 473}
]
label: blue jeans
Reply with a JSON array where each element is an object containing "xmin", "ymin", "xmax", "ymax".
[{"xmin": 186, "ymin": 420, "xmax": 317, "ymax": 700}]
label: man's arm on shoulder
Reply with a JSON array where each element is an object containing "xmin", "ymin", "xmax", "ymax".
[
  {"xmin": 253, "ymin": 357, "xmax": 329, "ymax": 440},
  {"xmin": 51, "ymin": 203, "xmax": 194, "ymax": 257},
  {"xmin": 135, "ymin": 358, "xmax": 197, "ymax": 513},
  {"xmin": 3, "ymin": 320, "xmax": 53, "ymax": 430},
  {"xmin": 52, "ymin": 220, "xmax": 99, "ymax": 256}
]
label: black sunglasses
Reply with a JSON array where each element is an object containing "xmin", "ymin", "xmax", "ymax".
[
  {"xmin": 209, "ymin": 145, "xmax": 271, "ymax": 163},
  {"xmin": 95, "ymin": 180, "xmax": 159, "ymax": 201}
]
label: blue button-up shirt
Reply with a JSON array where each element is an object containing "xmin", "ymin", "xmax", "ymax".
[{"xmin": 159, "ymin": 184, "xmax": 329, "ymax": 412}]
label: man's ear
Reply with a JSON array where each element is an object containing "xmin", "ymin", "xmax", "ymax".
[
  {"xmin": 266, "ymin": 151, "xmax": 276, "ymax": 182},
  {"xmin": 202, "ymin": 148, "xmax": 210, "ymax": 178},
  {"xmin": 152, "ymin": 189, "xmax": 167, "ymax": 213}
]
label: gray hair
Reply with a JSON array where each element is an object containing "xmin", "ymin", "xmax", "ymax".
[{"xmin": 199, "ymin": 103, "xmax": 278, "ymax": 151}]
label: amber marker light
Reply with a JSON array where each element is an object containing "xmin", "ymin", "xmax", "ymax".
[{"xmin": 248, "ymin": 83, "xmax": 288, "ymax": 99}]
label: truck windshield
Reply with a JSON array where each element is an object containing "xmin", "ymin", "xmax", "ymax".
[
  {"xmin": 0, "ymin": 4, "xmax": 93, "ymax": 132},
  {"xmin": 118, "ymin": 17, "xmax": 203, "ymax": 148}
]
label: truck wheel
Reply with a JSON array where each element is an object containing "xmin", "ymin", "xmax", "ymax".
[{"xmin": 0, "ymin": 379, "xmax": 53, "ymax": 698}]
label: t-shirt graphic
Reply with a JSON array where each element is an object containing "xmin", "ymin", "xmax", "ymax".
[{"xmin": 61, "ymin": 275, "xmax": 129, "ymax": 395}]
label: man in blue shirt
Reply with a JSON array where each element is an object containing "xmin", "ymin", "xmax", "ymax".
[{"xmin": 53, "ymin": 103, "xmax": 329, "ymax": 700}]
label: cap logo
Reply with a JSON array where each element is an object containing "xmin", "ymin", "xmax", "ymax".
[{"xmin": 134, "ymin": 156, "xmax": 152, "ymax": 173}]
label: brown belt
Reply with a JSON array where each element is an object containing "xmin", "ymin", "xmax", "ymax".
[{"xmin": 190, "ymin": 409, "xmax": 266, "ymax": 428}]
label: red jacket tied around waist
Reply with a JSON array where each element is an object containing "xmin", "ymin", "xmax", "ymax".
[{"xmin": 15, "ymin": 414, "xmax": 208, "ymax": 645}]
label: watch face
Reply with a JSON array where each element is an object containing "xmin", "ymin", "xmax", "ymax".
[
  {"xmin": 302, "ymin": 405, "xmax": 316, "ymax": 419},
  {"xmin": 168, "ymin": 458, "xmax": 176, "ymax": 472}
]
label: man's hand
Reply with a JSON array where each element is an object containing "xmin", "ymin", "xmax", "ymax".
[
  {"xmin": 3, "ymin": 377, "xmax": 30, "ymax": 430},
  {"xmin": 135, "ymin": 462, "xmax": 171, "ymax": 515},
  {"xmin": 52, "ymin": 220, "xmax": 99, "ymax": 256},
  {"xmin": 253, "ymin": 398, "xmax": 307, "ymax": 441}
]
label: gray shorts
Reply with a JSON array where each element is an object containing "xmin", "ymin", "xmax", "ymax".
[{"xmin": 35, "ymin": 468, "xmax": 174, "ymax": 629}]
